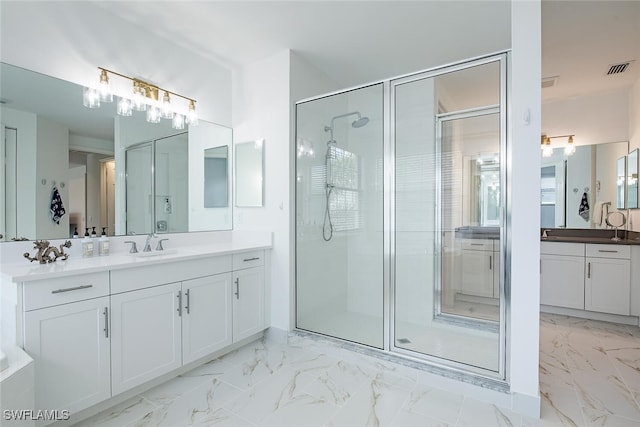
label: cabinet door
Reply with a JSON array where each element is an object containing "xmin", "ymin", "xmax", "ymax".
[
  {"xmin": 233, "ymin": 267, "xmax": 265, "ymax": 342},
  {"xmin": 540, "ymin": 254, "xmax": 585, "ymax": 309},
  {"xmin": 182, "ymin": 273, "xmax": 233, "ymax": 364},
  {"xmin": 460, "ymin": 249, "xmax": 494, "ymax": 297},
  {"xmin": 24, "ymin": 296, "xmax": 110, "ymax": 415},
  {"xmin": 585, "ymin": 257, "xmax": 631, "ymax": 315},
  {"xmin": 111, "ymin": 283, "xmax": 182, "ymax": 395}
]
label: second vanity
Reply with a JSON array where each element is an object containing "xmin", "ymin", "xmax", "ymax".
[
  {"xmin": 540, "ymin": 229, "xmax": 640, "ymax": 324},
  {"xmin": 0, "ymin": 233, "xmax": 271, "ymax": 426}
]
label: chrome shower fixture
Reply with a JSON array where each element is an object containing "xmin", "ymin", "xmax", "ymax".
[{"xmin": 324, "ymin": 111, "xmax": 369, "ymax": 143}]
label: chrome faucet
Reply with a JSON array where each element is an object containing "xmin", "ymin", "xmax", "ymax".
[
  {"xmin": 542, "ymin": 229, "xmax": 551, "ymax": 238},
  {"xmin": 143, "ymin": 233, "xmax": 157, "ymax": 252}
]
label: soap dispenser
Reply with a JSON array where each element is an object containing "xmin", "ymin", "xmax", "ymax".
[
  {"xmin": 72, "ymin": 227, "xmax": 79, "ymax": 239},
  {"xmin": 82, "ymin": 228, "xmax": 94, "ymax": 257},
  {"xmin": 98, "ymin": 227, "xmax": 110, "ymax": 256}
]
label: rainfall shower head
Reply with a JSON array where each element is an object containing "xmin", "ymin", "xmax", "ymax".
[
  {"xmin": 325, "ymin": 111, "xmax": 369, "ymax": 132},
  {"xmin": 351, "ymin": 116, "xmax": 369, "ymax": 128}
]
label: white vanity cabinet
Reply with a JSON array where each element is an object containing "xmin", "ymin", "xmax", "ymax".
[
  {"xmin": 585, "ymin": 244, "xmax": 631, "ymax": 315},
  {"xmin": 460, "ymin": 239, "xmax": 499, "ymax": 298},
  {"xmin": 232, "ymin": 251, "xmax": 265, "ymax": 342},
  {"xmin": 182, "ymin": 273, "xmax": 233, "ymax": 364},
  {"xmin": 541, "ymin": 242, "xmax": 632, "ymax": 316},
  {"xmin": 540, "ymin": 242, "xmax": 585, "ymax": 309},
  {"xmin": 22, "ymin": 273, "xmax": 111, "ymax": 417},
  {"xmin": 110, "ymin": 282, "xmax": 182, "ymax": 395},
  {"xmin": 12, "ymin": 247, "xmax": 269, "ymax": 424}
]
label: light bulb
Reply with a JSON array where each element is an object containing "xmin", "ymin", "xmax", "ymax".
[
  {"xmin": 146, "ymin": 105, "xmax": 161, "ymax": 123},
  {"xmin": 542, "ymin": 145, "xmax": 554, "ymax": 157},
  {"xmin": 172, "ymin": 113, "xmax": 185, "ymax": 130},
  {"xmin": 132, "ymin": 83, "xmax": 147, "ymax": 112},
  {"xmin": 98, "ymin": 69, "xmax": 113, "ymax": 102},
  {"xmin": 117, "ymin": 97, "xmax": 133, "ymax": 116},
  {"xmin": 160, "ymin": 91, "xmax": 173, "ymax": 119},
  {"xmin": 186, "ymin": 100, "xmax": 198, "ymax": 126},
  {"xmin": 564, "ymin": 144, "xmax": 576, "ymax": 155},
  {"xmin": 83, "ymin": 87, "xmax": 100, "ymax": 108}
]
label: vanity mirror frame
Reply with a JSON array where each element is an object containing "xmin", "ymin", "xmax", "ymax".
[
  {"xmin": 234, "ymin": 139, "xmax": 264, "ymax": 207},
  {"xmin": 627, "ymin": 149, "xmax": 638, "ymax": 209},
  {"xmin": 617, "ymin": 155, "xmax": 627, "ymax": 209}
]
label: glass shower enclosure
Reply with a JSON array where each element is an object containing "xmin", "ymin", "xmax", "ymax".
[{"xmin": 296, "ymin": 54, "xmax": 508, "ymax": 381}]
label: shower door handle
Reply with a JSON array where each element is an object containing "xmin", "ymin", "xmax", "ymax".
[{"xmin": 234, "ymin": 278, "xmax": 240, "ymax": 299}]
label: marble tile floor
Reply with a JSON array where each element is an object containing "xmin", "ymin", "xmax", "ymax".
[{"xmin": 74, "ymin": 313, "xmax": 640, "ymax": 427}]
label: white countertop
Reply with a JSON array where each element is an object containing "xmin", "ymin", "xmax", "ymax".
[{"xmin": 1, "ymin": 241, "xmax": 271, "ymax": 283}]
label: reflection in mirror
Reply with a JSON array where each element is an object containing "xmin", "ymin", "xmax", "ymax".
[
  {"xmin": 204, "ymin": 146, "xmax": 229, "ymax": 208},
  {"xmin": 617, "ymin": 156, "xmax": 627, "ymax": 209},
  {"xmin": 235, "ymin": 140, "xmax": 264, "ymax": 207},
  {"xmin": 0, "ymin": 62, "xmax": 232, "ymax": 242},
  {"xmin": 540, "ymin": 141, "xmax": 628, "ymax": 228},
  {"xmin": 627, "ymin": 149, "xmax": 638, "ymax": 209}
]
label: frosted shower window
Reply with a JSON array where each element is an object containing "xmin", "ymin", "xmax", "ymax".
[{"xmin": 295, "ymin": 83, "xmax": 384, "ymax": 348}]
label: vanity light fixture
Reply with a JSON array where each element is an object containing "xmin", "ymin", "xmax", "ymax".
[
  {"xmin": 541, "ymin": 134, "xmax": 576, "ymax": 157},
  {"xmin": 83, "ymin": 67, "xmax": 197, "ymax": 130}
]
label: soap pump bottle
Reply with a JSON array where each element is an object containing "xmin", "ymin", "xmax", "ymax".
[
  {"xmin": 98, "ymin": 227, "xmax": 110, "ymax": 256},
  {"xmin": 91, "ymin": 226, "xmax": 97, "ymax": 238},
  {"xmin": 72, "ymin": 227, "xmax": 79, "ymax": 238},
  {"xmin": 82, "ymin": 228, "xmax": 94, "ymax": 258}
]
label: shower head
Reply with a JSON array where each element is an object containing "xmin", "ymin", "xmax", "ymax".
[
  {"xmin": 351, "ymin": 116, "xmax": 369, "ymax": 128},
  {"xmin": 324, "ymin": 111, "xmax": 369, "ymax": 137}
]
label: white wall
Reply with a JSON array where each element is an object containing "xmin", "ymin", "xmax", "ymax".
[
  {"xmin": 0, "ymin": 1, "xmax": 232, "ymax": 127},
  {"xmin": 543, "ymin": 89, "xmax": 629, "ymax": 146},
  {"xmin": 509, "ymin": 0, "xmax": 541, "ymax": 417}
]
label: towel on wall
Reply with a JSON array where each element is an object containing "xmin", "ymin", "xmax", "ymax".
[
  {"xmin": 579, "ymin": 192, "xmax": 590, "ymax": 221},
  {"xmin": 50, "ymin": 185, "xmax": 66, "ymax": 224}
]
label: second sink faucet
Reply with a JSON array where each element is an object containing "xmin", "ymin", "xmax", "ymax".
[{"xmin": 143, "ymin": 233, "xmax": 157, "ymax": 252}]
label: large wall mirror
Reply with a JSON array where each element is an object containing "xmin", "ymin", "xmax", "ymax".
[
  {"xmin": 0, "ymin": 62, "xmax": 232, "ymax": 242},
  {"xmin": 540, "ymin": 140, "xmax": 629, "ymax": 228}
]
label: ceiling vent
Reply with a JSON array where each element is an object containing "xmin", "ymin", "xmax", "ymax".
[
  {"xmin": 541, "ymin": 76, "xmax": 558, "ymax": 89},
  {"xmin": 607, "ymin": 62, "xmax": 632, "ymax": 75}
]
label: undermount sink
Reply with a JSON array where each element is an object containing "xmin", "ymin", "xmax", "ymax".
[{"xmin": 131, "ymin": 248, "xmax": 179, "ymax": 257}]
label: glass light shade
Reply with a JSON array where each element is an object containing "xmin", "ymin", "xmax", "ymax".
[
  {"xmin": 117, "ymin": 97, "xmax": 133, "ymax": 116},
  {"xmin": 83, "ymin": 87, "xmax": 100, "ymax": 108},
  {"xmin": 172, "ymin": 113, "xmax": 185, "ymax": 130},
  {"xmin": 186, "ymin": 100, "xmax": 198, "ymax": 126},
  {"xmin": 542, "ymin": 145, "xmax": 554, "ymax": 157},
  {"xmin": 160, "ymin": 91, "xmax": 173, "ymax": 119},
  {"xmin": 132, "ymin": 86, "xmax": 147, "ymax": 112},
  {"xmin": 146, "ymin": 105, "xmax": 161, "ymax": 123},
  {"xmin": 564, "ymin": 144, "xmax": 576, "ymax": 155},
  {"xmin": 98, "ymin": 69, "xmax": 113, "ymax": 102}
]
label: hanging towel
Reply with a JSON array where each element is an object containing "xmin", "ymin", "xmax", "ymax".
[
  {"xmin": 579, "ymin": 192, "xmax": 590, "ymax": 221},
  {"xmin": 50, "ymin": 185, "xmax": 66, "ymax": 224}
]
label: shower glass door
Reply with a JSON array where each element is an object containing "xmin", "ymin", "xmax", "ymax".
[
  {"xmin": 295, "ymin": 84, "xmax": 384, "ymax": 348},
  {"xmin": 392, "ymin": 57, "xmax": 505, "ymax": 375}
]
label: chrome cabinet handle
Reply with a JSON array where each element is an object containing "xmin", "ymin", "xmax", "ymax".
[
  {"xmin": 587, "ymin": 262, "xmax": 591, "ymax": 278},
  {"xmin": 51, "ymin": 284, "xmax": 93, "ymax": 294},
  {"xmin": 103, "ymin": 307, "xmax": 109, "ymax": 338},
  {"xmin": 185, "ymin": 289, "xmax": 190, "ymax": 314},
  {"xmin": 177, "ymin": 291, "xmax": 182, "ymax": 317},
  {"xmin": 471, "ymin": 243, "xmax": 484, "ymax": 246},
  {"xmin": 243, "ymin": 257, "xmax": 260, "ymax": 262},
  {"xmin": 235, "ymin": 278, "xmax": 240, "ymax": 299},
  {"xmin": 489, "ymin": 255, "xmax": 492, "ymax": 270},
  {"xmin": 598, "ymin": 250, "xmax": 618, "ymax": 253}
]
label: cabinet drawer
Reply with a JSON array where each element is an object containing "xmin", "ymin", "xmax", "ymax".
[
  {"xmin": 111, "ymin": 255, "xmax": 232, "ymax": 294},
  {"xmin": 541, "ymin": 242, "xmax": 585, "ymax": 257},
  {"xmin": 586, "ymin": 244, "xmax": 630, "ymax": 259},
  {"xmin": 233, "ymin": 250, "xmax": 265, "ymax": 270},
  {"xmin": 23, "ymin": 272, "xmax": 110, "ymax": 311},
  {"xmin": 460, "ymin": 240, "xmax": 493, "ymax": 251}
]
